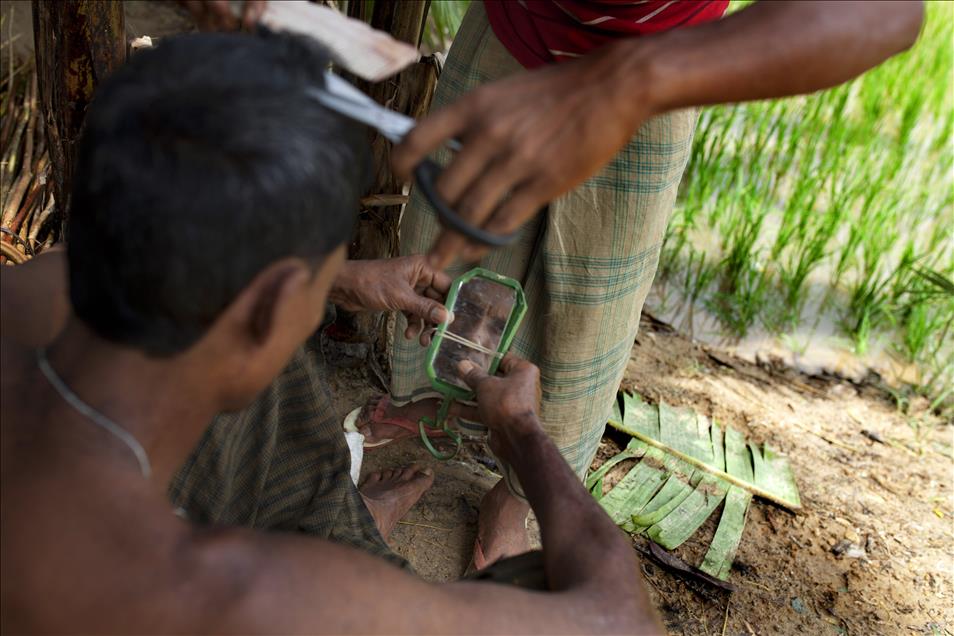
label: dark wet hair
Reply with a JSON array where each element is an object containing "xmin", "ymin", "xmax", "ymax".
[{"xmin": 68, "ymin": 29, "xmax": 367, "ymax": 355}]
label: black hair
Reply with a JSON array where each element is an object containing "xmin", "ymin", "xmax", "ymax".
[{"xmin": 67, "ymin": 29, "xmax": 368, "ymax": 355}]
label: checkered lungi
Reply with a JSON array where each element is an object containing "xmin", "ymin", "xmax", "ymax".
[
  {"xmin": 391, "ymin": 2, "xmax": 698, "ymax": 488},
  {"xmin": 169, "ymin": 341, "xmax": 405, "ymax": 568}
]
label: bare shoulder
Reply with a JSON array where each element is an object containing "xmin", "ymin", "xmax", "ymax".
[
  {"xmin": 178, "ymin": 524, "xmax": 443, "ymax": 634},
  {"xmin": 3, "ymin": 503, "xmax": 562, "ymax": 634},
  {"xmin": 184, "ymin": 528, "xmax": 584, "ymax": 634},
  {"xmin": 0, "ymin": 249, "xmax": 69, "ymax": 346}
]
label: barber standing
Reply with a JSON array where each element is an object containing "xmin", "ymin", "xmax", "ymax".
[{"xmin": 185, "ymin": 0, "xmax": 923, "ymax": 572}]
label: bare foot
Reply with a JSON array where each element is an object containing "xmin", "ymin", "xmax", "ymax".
[
  {"xmin": 473, "ymin": 480, "xmax": 532, "ymax": 570},
  {"xmin": 356, "ymin": 396, "xmax": 442, "ymax": 445},
  {"xmin": 360, "ymin": 465, "xmax": 435, "ymax": 540}
]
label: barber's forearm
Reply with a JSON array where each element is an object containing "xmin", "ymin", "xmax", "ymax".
[
  {"xmin": 512, "ymin": 424, "xmax": 648, "ymax": 598},
  {"xmin": 617, "ymin": 1, "xmax": 922, "ymax": 118},
  {"xmin": 327, "ymin": 260, "xmax": 363, "ymax": 310}
]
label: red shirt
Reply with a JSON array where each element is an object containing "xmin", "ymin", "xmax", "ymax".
[{"xmin": 484, "ymin": 0, "xmax": 729, "ymax": 69}]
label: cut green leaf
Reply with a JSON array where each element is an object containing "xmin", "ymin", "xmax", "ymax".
[
  {"xmin": 607, "ymin": 393, "xmax": 800, "ymax": 510},
  {"xmin": 594, "ymin": 391, "xmax": 801, "ymax": 580}
]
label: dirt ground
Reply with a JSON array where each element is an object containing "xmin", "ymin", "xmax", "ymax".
[{"xmin": 327, "ymin": 314, "xmax": 952, "ymax": 636}]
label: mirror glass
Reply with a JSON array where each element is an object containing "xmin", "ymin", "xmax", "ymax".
[{"xmin": 433, "ymin": 277, "xmax": 517, "ymax": 390}]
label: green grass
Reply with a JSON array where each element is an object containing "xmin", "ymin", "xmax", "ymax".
[
  {"xmin": 418, "ymin": 1, "xmax": 953, "ymax": 410},
  {"xmin": 424, "ymin": 1, "xmax": 470, "ymax": 53},
  {"xmin": 660, "ymin": 1, "xmax": 953, "ymax": 408}
]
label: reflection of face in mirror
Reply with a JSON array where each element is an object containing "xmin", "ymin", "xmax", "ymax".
[{"xmin": 434, "ymin": 277, "xmax": 516, "ymax": 390}]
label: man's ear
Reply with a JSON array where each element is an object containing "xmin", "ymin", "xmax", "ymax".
[{"xmin": 228, "ymin": 258, "xmax": 313, "ymax": 349}]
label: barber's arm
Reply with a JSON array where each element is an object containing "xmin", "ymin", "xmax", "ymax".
[
  {"xmin": 328, "ymin": 255, "xmax": 453, "ymax": 345},
  {"xmin": 452, "ymin": 355, "xmax": 661, "ymax": 629},
  {"xmin": 392, "ymin": 1, "xmax": 924, "ymax": 267}
]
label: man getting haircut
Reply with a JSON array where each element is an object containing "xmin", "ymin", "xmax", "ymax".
[{"xmin": 1, "ymin": 29, "xmax": 661, "ymax": 634}]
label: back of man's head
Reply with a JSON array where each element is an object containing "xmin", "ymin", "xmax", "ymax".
[{"xmin": 68, "ymin": 30, "xmax": 367, "ymax": 355}]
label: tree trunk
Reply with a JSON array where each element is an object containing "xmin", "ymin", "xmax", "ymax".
[
  {"xmin": 336, "ymin": 0, "xmax": 439, "ymax": 382},
  {"xmin": 32, "ymin": 0, "xmax": 125, "ymax": 236}
]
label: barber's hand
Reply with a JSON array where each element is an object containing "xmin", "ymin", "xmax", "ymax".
[
  {"xmin": 392, "ymin": 44, "xmax": 653, "ymax": 268},
  {"xmin": 180, "ymin": 1, "xmax": 267, "ymax": 31},
  {"xmin": 459, "ymin": 354, "xmax": 544, "ymax": 466},
  {"xmin": 329, "ymin": 256, "xmax": 453, "ymax": 346}
]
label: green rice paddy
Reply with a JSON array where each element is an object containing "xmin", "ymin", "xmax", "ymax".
[{"xmin": 658, "ymin": 1, "xmax": 953, "ymax": 406}]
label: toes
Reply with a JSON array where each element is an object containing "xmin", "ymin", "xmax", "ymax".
[
  {"xmin": 414, "ymin": 469, "xmax": 435, "ymax": 486},
  {"xmin": 365, "ymin": 465, "xmax": 435, "ymax": 490},
  {"xmin": 400, "ymin": 465, "xmax": 421, "ymax": 480},
  {"xmin": 361, "ymin": 471, "xmax": 382, "ymax": 487},
  {"xmin": 417, "ymin": 466, "xmax": 435, "ymax": 481},
  {"xmin": 408, "ymin": 465, "xmax": 435, "ymax": 483}
]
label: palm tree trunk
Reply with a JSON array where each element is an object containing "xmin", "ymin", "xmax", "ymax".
[
  {"xmin": 32, "ymin": 0, "xmax": 125, "ymax": 237},
  {"xmin": 339, "ymin": 0, "xmax": 439, "ymax": 379}
]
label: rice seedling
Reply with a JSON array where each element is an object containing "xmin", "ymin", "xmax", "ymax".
[
  {"xmin": 705, "ymin": 188, "xmax": 772, "ymax": 338},
  {"xmin": 661, "ymin": 1, "xmax": 954, "ymax": 405}
]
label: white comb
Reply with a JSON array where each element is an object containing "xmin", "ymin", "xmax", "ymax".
[{"xmin": 260, "ymin": 2, "xmax": 420, "ymax": 82}]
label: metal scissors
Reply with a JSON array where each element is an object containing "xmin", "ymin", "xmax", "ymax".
[{"xmin": 307, "ymin": 72, "xmax": 518, "ymax": 248}]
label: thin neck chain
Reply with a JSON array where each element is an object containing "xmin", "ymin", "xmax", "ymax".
[{"xmin": 36, "ymin": 348, "xmax": 152, "ymax": 479}]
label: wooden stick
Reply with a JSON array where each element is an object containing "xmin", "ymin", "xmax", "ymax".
[
  {"xmin": 9, "ymin": 174, "xmax": 42, "ymax": 235},
  {"xmin": 360, "ymin": 193, "xmax": 409, "ymax": 208},
  {"xmin": 21, "ymin": 74, "xmax": 37, "ymax": 187},
  {"xmin": 2, "ymin": 170, "xmax": 32, "ymax": 229},
  {"xmin": 28, "ymin": 195, "xmax": 55, "ymax": 243},
  {"xmin": 0, "ymin": 100, "xmax": 28, "ymax": 217},
  {"xmin": 0, "ymin": 241, "xmax": 27, "ymax": 264}
]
